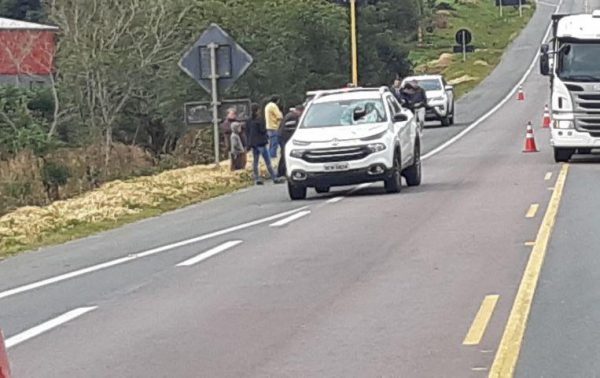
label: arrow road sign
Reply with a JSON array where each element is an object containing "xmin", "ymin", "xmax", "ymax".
[{"xmin": 179, "ymin": 23, "xmax": 253, "ymax": 95}]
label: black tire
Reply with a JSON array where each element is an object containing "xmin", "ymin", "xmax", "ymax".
[
  {"xmin": 288, "ymin": 182, "xmax": 307, "ymax": 200},
  {"xmin": 441, "ymin": 116, "xmax": 451, "ymax": 127},
  {"xmin": 449, "ymin": 103, "xmax": 455, "ymax": 125},
  {"xmin": 554, "ymin": 148, "xmax": 574, "ymax": 163},
  {"xmin": 403, "ymin": 142, "xmax": 422, "ymax": 187},
  {"xmin": 315, "ymin": 186, "xmax": 330, "ymax": 194},
  {"xmin": 385, "ymin": 152, "xmax": 402, "ymax": 193}
]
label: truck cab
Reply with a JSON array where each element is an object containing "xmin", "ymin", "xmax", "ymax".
[{"xmin": 540, "ymin": 10, "xmax": 600, "ymax": 162}]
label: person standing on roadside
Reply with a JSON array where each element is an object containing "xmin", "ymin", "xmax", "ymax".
[
  {"xmin": 220, "ymin": 107, "xmax": 238, "ymax": 157},
  {"xmin": 264, "ymin": 96, "xmax": 283, "ymax": 158},
  {"xmin": 246, "ymin": 103, "xmax": 284, "ymax": 185},
  {"xmin": 229, "ymin": 122, "xmax": 247, "ymax": 171},
  {"xmin": 392, "ymin": 78, "xmax": 403, "ymax": 102},
  {"xmin": 277, "ymin": 104, "xmax": 304, "ymax": 178}
]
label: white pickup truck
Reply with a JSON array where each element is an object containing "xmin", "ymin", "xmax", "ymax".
[{"xmin": 402, "ymin": 75, "xmax": 455, "ymax": 127}]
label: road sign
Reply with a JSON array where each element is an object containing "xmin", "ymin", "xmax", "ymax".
[
  {"xmin": 179, "ymin": 23, "xmax": 253, "ymax": 95},
  {"xmin": 184, "ymin": 99, "xmax": 251, "ymax": 126},
  {"xmin": 178, "ymin": 23, "xmax": 253, "ymax": 165},
  {"xmin": 455, "ymin": 29, "xmax": 472, "ymax": 45}
]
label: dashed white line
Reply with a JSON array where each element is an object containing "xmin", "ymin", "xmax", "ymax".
[
  {"xmin": 176, "ymin": 240, "xmax": 243, "ymax": 267},
  {"xmin": 545, "ymin": 172, "xmax": 553, "ymax": 181},
  {"xmin": 5, "ymin": 306, "xmax": 97, "ymax": 349},
  {"xmin": 269, "ymin": 210, "xmax": 311, "ymax": 227},
  {"xmin": 327, "ymin": 196, "xmax": 344, "ymax": 204},
  {"xmin": 0, "ymin": 207, "xmax": 307, "ymax": 301}
]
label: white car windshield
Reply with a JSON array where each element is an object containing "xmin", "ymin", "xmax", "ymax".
[
  {"xmin": 415, "ymin": 79, "xmax": 442, "ymax": 91},
  {"xmin": 301, "ymin": 99, "xmax": 387, "ymax": 128}
]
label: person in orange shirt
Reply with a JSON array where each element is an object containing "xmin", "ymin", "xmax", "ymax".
[{"xmin": 264, "ymin": 95, "xmax": 283, "ymax": 158}]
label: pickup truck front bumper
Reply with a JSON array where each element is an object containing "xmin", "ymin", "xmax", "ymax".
[{"xmin": 425, "ymin": 104, "xmax": 448, "ymax": 120}]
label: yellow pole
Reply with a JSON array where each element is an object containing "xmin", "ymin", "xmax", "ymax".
[{"xmin": 350, "ymin": 0, "xmax": 358, "ymax": 86}]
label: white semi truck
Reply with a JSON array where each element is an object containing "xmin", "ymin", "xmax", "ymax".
[{"xmin": 540, "ymin": 10, "xmax": 600, "ymax": 162}]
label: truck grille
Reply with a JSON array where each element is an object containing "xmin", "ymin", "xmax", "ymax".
[
  {"xmin": 567, "ymin": 82, "xmax": 600, "ymax": 133},
  {"xmin": 300, "ymin": 146, "xmax": 371, "ymax": 163}
]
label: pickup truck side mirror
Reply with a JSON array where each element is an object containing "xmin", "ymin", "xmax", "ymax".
[
  {"xmin": 393, "ymin": 113, "xmax": 408, "ymax": 122},
  {"xmin": 540, "ymin": 44, "xmax": 550, "ymax": 76}
]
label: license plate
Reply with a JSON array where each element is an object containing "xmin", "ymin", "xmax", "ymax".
[{"xmin": 323, "ymin": 162, "xmax": 349, "ymax": 171}]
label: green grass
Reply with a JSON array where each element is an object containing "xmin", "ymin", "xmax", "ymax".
[{"xmin": 410, "ymin": 0, "xmax": 535, "ymax": 98}]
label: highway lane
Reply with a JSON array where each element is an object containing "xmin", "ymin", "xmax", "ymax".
[{"xmin": 0, "ymin": 0, "xmax": 577, "ymax": 376}]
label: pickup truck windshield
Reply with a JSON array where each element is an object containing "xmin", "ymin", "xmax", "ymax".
[
  {"xmin": 416, "ymin": 79, "xmax": 442, "ymax": 91},
  {"xmin": 557, "ymin": 43, "xmax": 600, "ymax": 82},
  {"xmin": 301, "ymin": 99, "xmax": 387, "ymax": 128}
]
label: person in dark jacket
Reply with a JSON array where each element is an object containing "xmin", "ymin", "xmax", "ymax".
[
  {"xmin": 399, "ymin": 81, "xmax": 427, "ymax": 129},
  {"xmin": 246, "ymin": 103, "xmax": 283, "ymax": 185},
  {"xmin": 277, "ymin": 105, "xmax": 304, "ymax": 177}
]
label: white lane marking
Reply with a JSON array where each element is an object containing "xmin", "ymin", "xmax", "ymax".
[
  {"xmin": 544, "ymin": 172, "xmax": 553, "ymax": 181},
  {"xmin": 422, "ymin": 0, "xmax": 562, "ymax": 162},
  {"xmin": 327, "ymin": 196, "xmax": 344, "ymax": 204},
  {"xmin": 5, "ymin": 306, "xmax": 97, "ymax": 349},
  {"xmin": 0, "ymin": 207, "xmax": 308, "ymax": 301},
  {"xmin": 176, "ymin": 240, "xmax": 243, "ymax": 267},
  {"xmin": 269, "ymin": 210, "xmax": 311, "ymax": 227}
]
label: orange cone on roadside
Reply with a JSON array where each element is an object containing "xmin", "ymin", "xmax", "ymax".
[
  {"xmin": 0, "ymin": 329, "xmax": 10, "ymax": 378},
  {"xmin": 517, "ymin": 85, "xmax": 525, "ymax": 101},
  {"xmin": 523, "ymin": 122, "xmax": 538, "ymax": 153},
  {"xmin": 542, "ymin": 105, "xmax": 551, "ymax": 128}
]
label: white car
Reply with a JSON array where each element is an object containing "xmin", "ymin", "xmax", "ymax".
[
  {"xmin": 402, "ymin": 75, "xmax": 455, "ymax": 126},
  {"xmin": 285, "ymin": 87, "xmax": 422, "ymax": 200}
]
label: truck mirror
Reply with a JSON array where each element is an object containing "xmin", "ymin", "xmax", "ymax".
[
  {"xmin": 540, "ymin": 43, "xmax": 550, "ymax": 54},
  {"xmin": 540, "ymin": 50, "xmax": 550, "ymax": 76}
]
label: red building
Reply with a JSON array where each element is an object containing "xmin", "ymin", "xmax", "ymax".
[{"xmin": 0, "ymin": 17, "xmax": 58, "ymax": 87}]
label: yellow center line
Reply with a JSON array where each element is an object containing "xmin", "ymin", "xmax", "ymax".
[
  {"xmin": 463, "ymin": 295, "xmax": 500, "ymax": 346},
  {"xmin": 544, "ymin": 172, "xmax": 552, "ymax": 181},
  {"xmin": 525, "ymin": 204, "xmax": 540, "ymax": 218},
  {"xmin": 489, "ymin": 164, "xmax": 570, "ymax": 378}
]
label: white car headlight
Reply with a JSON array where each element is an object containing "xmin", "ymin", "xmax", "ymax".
[
  {"xmin": 290, "ymin": 149, "xmax": 306, "ymax": 158},
  {"xmin": 367, "ymin": 143, "xmax": 386, "ymax": 152}
]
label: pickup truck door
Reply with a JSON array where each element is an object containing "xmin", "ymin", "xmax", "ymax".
[{"xmin": 387, "ymin": 95, "xmax": 414, "ymax": 167}]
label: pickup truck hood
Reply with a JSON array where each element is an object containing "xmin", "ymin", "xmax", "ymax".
[
  {"xmin": 425, "ymin": 90, "xmax": 445, "ymax": 99},
  {"xmin": 293, "ymin": 123, "xmax": 388, "ymax": 143}
]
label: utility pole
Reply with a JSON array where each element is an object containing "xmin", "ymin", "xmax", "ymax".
[{"xmin": 350, "ymin": 0, "xmax": 358, "ymax": 86}]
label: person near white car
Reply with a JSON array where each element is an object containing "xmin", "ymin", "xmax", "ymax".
[
  {"xmin": 285, "ymin": 87, "xmax": 422, "ymax": 200},
  {"xmin": 402, "ymin": 75, "xmax": 455, "ymax": 127}
]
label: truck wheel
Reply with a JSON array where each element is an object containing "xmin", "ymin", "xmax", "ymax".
[
  {"xmin": 403, "ymin": 142, "xmax": 422, "ymax": 187},
  {"xmin": 554, "ymin": 148, "xmax": 574, "ymax": 163},
  {"xmin": 441, "ymin": 116, "xmax": 451, "ymax": 127},
  {"xmin": 449, "ymin": 104, "xmax": 455, "ymax": 125},
  {"xmin": 385, "ymin": 152, "xmax": 402, "ymax": 193},
  {"xmin": 288, "ymin": 182, "xmax": 307, "ymax": 200},
  {"xmin": 315, "ymin": 186, "xmax": 330, "ymax": 194}
]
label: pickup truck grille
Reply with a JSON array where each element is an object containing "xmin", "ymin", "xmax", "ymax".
[{"xmin": 300, "ymin": 146, "xmax": 371, "ymax": 163}]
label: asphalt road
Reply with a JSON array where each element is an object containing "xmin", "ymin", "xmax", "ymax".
[{"xmin": 0, "ymin": 0, "xmax": 594, "ymax": 376}]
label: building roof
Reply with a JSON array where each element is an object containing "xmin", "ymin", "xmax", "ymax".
[{"xmin": 0, "ymin": 17, "xmax": 58, "ymax": 31}]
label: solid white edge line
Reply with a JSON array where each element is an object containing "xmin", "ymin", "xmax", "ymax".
[
  {"xmin": 421, "ymin": 0, "xmax": 561, "ymax": 162},
  {"xmin": 0, "ymin": 206, "xmax": 308, "ymax": 301},
  {"xmin": 5, "ymin": 306, "xmax": 97, "ymax": 349},
  {"xmin": 269, "ymin": 210, "xmax": 311, "ymax": 227},
  {"xmin": 176, "ymin": 240, "xmax": 243, "ymax": 267}
]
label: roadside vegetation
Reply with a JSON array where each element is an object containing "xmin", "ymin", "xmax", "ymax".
[{"xmin": 0, "ymin": 0, "xmax": 533, "ymax": 256}]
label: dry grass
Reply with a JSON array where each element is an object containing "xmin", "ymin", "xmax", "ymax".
[{"xmin": 0, "ymin": 155, "xmax": 264, "ymax": 257}]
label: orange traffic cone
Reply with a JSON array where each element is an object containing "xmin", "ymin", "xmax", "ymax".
[
  {"xmin": 517, "ymin": 85, "xmax": 525, "ymax": 101},
  {"xmin": 523, "ymin": 122, "xmax": 538, "ymax": 153},
  {"xmin": 542, "ymin": 104, "xmax": 551, "ymax": 128},
  {"xmin": 0, "ymin": 329, "xmax": 10, "ymax": 378}
]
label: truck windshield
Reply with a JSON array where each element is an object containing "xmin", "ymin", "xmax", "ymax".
[
  {"xmin": 557, "ymin": 42, "xmax": 600, "ymax": 82},
  {"xmin": 301, "ymin": 99, "xmax": 387, "ymax": 128}
]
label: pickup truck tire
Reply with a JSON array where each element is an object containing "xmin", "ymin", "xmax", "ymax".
[
  {"xmin": 441, "ymin": 116, "xmax": 451, "ymax": 127},
  {"xmin": 288, "ymin": 182, "xmax": 307, "ymax": 200},
  {"xmin": 403, "ymin": 143, "xmax": 422, "ymax": 187},
  {"xmin": 449, "ymin": 102, "xmax": 455, "ymax": 125},
  {"xmin": 385, "ymin": 152, "xmax": 402, "ymax": 194},
  {"xmin": 315, "ymin": 186, "xmax": 330, "ymax": 194},
  {"xmin": 554, "ymin": 148, "xmax": 574, "ymax": 163}
]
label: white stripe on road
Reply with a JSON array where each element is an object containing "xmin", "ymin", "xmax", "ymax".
[
  {"xmin": 176, "ymin": 241, "xmax": 243, "ymax": 267},
  {"xmin": 269, "ymin": 210, "xmax": 311, "ymax": 227},
  {"xmin": 0, "ymin": 207, "xmax": 307, "ymax": 301},
  {"xmin": 421, "ymin": 0, "xmax": 561, "ymax": 162},
  {"xmin": 327, "ymin": 196, "xmax": 344, "ymax": 204},
  {"xmin": 544, "ymin": 172, "xmax": 553, "ymax": 181},
  {"xmin": 5, "ymin": 306, "xmax": 97, "ymax": 349}
]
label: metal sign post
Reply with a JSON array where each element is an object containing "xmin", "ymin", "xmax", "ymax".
[
  {"xmin": 500, "ymin": 0, "xmax": 503, "ymax": 17},
  {"xmin": 461, "ymin": 30, "xmax": 466, "ymax": 62},
  {"xmin": 208, "ymin": 43, "xmax": 220, "ymax": 165},
  {"xmin": 519, "ymin": 0, "xmax": 523, "ymax": 17}
]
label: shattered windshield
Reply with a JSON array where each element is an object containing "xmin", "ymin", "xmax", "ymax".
[{"xmin": 300, "ymin": 99, "xmax": 387, "ymax": 128}]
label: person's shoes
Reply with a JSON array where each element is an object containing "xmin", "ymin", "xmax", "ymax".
[{"xmin": 273, "ymin": 177, "xmax": 286, "ymax": 184}]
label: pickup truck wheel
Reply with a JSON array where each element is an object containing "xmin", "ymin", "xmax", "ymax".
[
  {"xmin": 385, "ymin": 153, "xmax": 402, "ymax": 194},
  {"xmin": 554, "ymin": 148, "xmax": 574, "ymax": 163},
  {"xmin": 315, "ymin": 186, "xmax": 330, "ymax": 194},
  {"xmin": 288, "ymin": 182, "xmax": 307, "ymax": 200},
  {"xmin": 449, "ymin": 106, "xmax": 455, "ymax": 125},
  {"xmin": 441, "ymin": 116, "xmax": 451, "ymax": 127},
  {"xmin": 403, "ymin": 143, "xmax": 422, "ymax": 187}
]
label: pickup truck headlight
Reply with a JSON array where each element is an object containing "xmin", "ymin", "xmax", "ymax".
[
  {"xmin": 367, "ymin": 143, "xmax": 386, "ymax": 152},
  {"xmin": 290, "ymin": 149, "xmax": 305, "ymax": 158}
]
